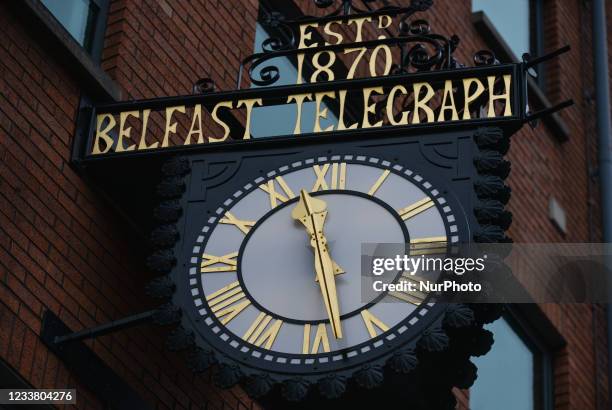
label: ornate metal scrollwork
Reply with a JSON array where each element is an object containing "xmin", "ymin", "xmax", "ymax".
[
  {"xmin": 237, "ymin": 0, "xmax": 497, "ymax": 89},
  {"xmin": 473, "ymin": 50, "xmax": 499, "ymax": 66},
  {"xmin": 192, "ymin": 78, "xmax": 215, "ymax": 94}
]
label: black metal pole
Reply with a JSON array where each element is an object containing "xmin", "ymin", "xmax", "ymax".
[
  {"xmin": 591, "ymin": 1, "xmax": 612, "ymax": 408},
  {"xmin": 53, "ymin": 310, "xmax": 156, "ymax": 345}
]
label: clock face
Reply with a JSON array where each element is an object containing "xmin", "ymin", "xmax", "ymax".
[{"xmin": 186, "ymin": 154, "xmax": 460, "ymax": 374}]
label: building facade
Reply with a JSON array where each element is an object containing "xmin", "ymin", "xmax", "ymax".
[{"xmin": 0, "ymin": 0, "xmax": 610, "ymax": 409}]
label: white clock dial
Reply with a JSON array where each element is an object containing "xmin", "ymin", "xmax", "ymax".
[{"xmin": 190, "ymin": 155, "xmax": 458, "ymax": 361}]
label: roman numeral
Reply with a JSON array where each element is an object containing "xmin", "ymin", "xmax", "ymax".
[
  {"xmin": 303, "ymin": 323, "xmax": 331, "ymax": 354},
  {"xmin": 243, "ymin": 312, "xmax": 283, "ymax": 349},
  {"xmin": 398, "ymin": 197, "xmax": 435, "ymax": 220},
  {"xmin": 259, "ymin": 176, "xmax": 295, "ymax": 208},
  {"xmin": 219, "ymin": 211, "xmax": 255, "ymax": 234},
  {"xmin": 361, "ymin": 309, "xmax": 389, "ymax": 338},
  {"xmin": 410, "ymin": 236, "xmax": 448, "ymax": 255},
  {"xmin": 389, "ymin": 274, "xmax": 428, "ymax": 305},
  {"xmin": 312, "ymin": 163, "xmax": 346, "ymax": 191},
  {"xmin": 368, "ymin": 169, "xmax": 390, "ymax": 196},
  {"xmin": 200, "ymin": 251, "xmax": 238, "ymax": 273},
  {"xmin": 206, "ymin": 281, "xmax": 251, "ymax": 325}
]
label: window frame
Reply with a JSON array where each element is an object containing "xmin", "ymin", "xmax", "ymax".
[
  {"xmin": 14, "ymin": 0, "xmax": 120, "ymax": 100},
  {"xmin": 471, "ymin": 303, "xmax": 565, "ymax": 410},
  {"xmin": 503, "ymin": 308, "xmax": 556, "ymax": 410},
  {"xmin": 472, "ymin": 3, "xmax": 570, "ymax": 142},
  {"xmin": 472, "ymin": 0, "xmax": 544, "ymax": 84},
  {"xmin": 40, "ymin": 0, "xmax": 110, "ymax": 62},
  {"xmin": 88, "ymin": 0, "xmax": 110, "ymax": 62}
]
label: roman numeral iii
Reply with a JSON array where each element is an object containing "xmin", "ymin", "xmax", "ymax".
[{"xmin": 398, "ymin": 197, "xmax": 435, "ymax": 220}]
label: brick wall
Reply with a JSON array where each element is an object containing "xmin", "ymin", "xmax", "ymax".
[
  {"xmin": 0, "ymin": 0, "xmax": 261, "ymax": 408},
  {"xmin": 0, "ymin": 0, "xmax": 608, "ymax": 409}
]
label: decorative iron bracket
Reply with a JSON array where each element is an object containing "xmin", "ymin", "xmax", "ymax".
[
  {"xmin": 40, "ymin": 310, "xmax": 153, "ymax": 410},
  {"xmin": 521, "ymin": 45, "xmax": 574, "ymax": 127},
  {"xmin": 48, "ymin": 310, "xmax": 156, "ymax": 345}
]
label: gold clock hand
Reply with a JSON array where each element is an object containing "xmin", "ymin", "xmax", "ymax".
[{"xmin": 292, "ymin": 190, "xmax": 343, "ymax": 339}]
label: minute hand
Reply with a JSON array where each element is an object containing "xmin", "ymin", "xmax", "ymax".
[{"xmin": 292, "ymin": 190, "xmax": 343, "ymax": 339}]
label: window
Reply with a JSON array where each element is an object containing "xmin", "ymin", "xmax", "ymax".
[
  {"xmin": 40, "ymin": 0, "xmax": 109, "ymax": 60},
  {"xmin": 472, "ymin": 0, "xmax": 544, "ymax": 85},
  {"xmin": 470, "ymin": 315, "xmax": 554, "ymax": 410},
  {"xmin": 250, "ymin": 22, "xmax": 337, "ymax": 138}
]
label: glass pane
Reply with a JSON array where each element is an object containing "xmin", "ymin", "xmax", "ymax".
[
  {"xmin": 250, "ymin": 23, "xmax": 337, "ymax": 138},
  {"xmin": 470, "ymin": 318, "xmax": 535, "ymax": 410},
  {"xmin": 41, "ymin": 0, "xmax": 98, "ymax": 48},
  {"xmin": 472, "ymin": 0, "xmax": 530, "ymax": 59}
]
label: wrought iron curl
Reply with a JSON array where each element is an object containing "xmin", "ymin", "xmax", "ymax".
[
  {"xmin": 236, "ymin": 0, "xmax": 497, "ymax": 88},
  {"xmin": 473, "ymin": 50, "xmax": 499, "ymax": 66},
  {"xmin": 192, "ymin": 78, "xmax": 215, "ymax": 94},
  {"xmin": 238, "ymin": 11, "xmax": 297, "ymax": 87}
]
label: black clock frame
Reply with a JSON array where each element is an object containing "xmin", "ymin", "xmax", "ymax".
[{"xmin": 144, "ymin": 127, "xmax": 510, "ymax": 406}]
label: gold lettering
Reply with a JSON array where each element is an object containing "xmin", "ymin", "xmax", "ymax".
[
  {"xmin": 438, "ymin": 80, "xmax": 459, "ymax": 122},
  {"xmin": 296, "ymin": 54, "xmax": 305, "ymax": 85},
  {"xmin": 348, "ymin": 17, "xmax": 372, "ymax": 42},
  {"xmin": 298, "ymin": 23, "xmax": 319, "ymax": 49},
  {"xmin": 410, "ymin": 236, "xmax": 448, "ymax": 255},
  {"xmin": 237, "ymin": 98, "xmax": 263, "ymax": 139},
  {"xmin": 462, "ymin": 78, "xmax": 486, "ymax": 120},
  {"xmin": 378, "ymin": 15, "xmax": 393, "ymax": 32},
  {"xmin": 201, "ymin": 251, "xmax": 238, "ymax": 273},
  {"xmin": 137, "ymin": 109, "xmax": 158, "ymax": 150},
  {"xmin": 323, "ymin": 20, "xmax": 343, "ymax": 45},
  {"xmin": 387, "ymin": 85, "xmax": 409, "ymax": 125},
  {"xmin": 363, "ymin": 86, "xmax": 384, "ymax": 128},
  {"xmin": 210, "ymin": 101, "xmax": 233, "ymax": 142},
  {"xmin": 162, "ymin": 105, "xmax": 186, "ymax": 148},
  {"xmin": 398, "ymin": 197, "xmax": 435, "ymax": 220},
  {"xmin": 303, "ymin": 323, "xmax": 331, "ymax": 354},
  {"xmin": 344, "ymin": 47, "xmax": 368, "ymax": 80},
  {"xmin": 185, "ymin": 104, "xmax": 204, "ymax": 145},
  {"xmin": 259, "ymin": 176, "xmax": 295, "ymax": 208},
  {"xmin": 361, "ymin": 309, "xmax": 389, "ymax": 338},
  {"xmin": 337, "ymin": 90, "xmax": 358, "ymax": 130},
  {"xmin": 287, "ymin": 93, "xmax": 313, "ymax": 134},
  {"xmin": 369, "ymin": 45, "xmax": 392, "ymax": 76},
  {"xmin": 311, "ymin": 51, "xmax": 336, "ymax": 82},
  {"xmin": 487, "ymin": 74, "xmax": 513, "ymax": 118},
  {"xmin": 243, "ymin": 313, "xmax": 283, "ymax": 349},
  {"xmin": 206, "ymin": 281, "xmax": 250, "ymax": 325},
  {"xmin": 389, "ymin": 274, "xmax": 428, "ymax": 305},
  {"xmin": 314, "ymin": 91, "xmax": 336, "ymax": 132},
  {"xmin": 368, "ymin": 169, "xmax": 391, "ymax": 196},
  {"xmin": 92, "ymin": 113, "xmax": 116, "ymax": 155},
  {"xmin": 312, "ymin": 163, "xmax": 346, "ymax": 191},
  {"xmin": 116, "ymin": 110, "xmax": 138, "ymax": 152},
  {"xmin": 219, "ymin": 212, "xmax": 255, "ymax": 234},
  {"xmin": 412, "ymin": 82, "xmax": 435, "ymax": 124}
]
